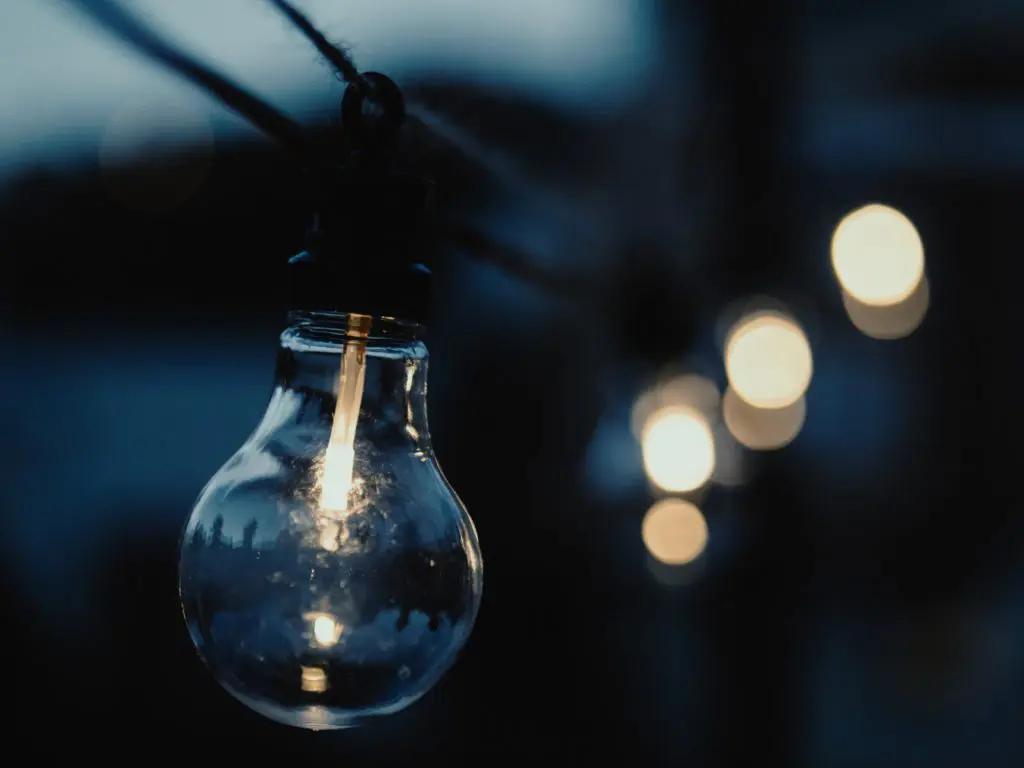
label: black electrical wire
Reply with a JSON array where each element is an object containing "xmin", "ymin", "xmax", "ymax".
[
  {"xmin": 65, "ymin": 0, "xmax": 315, "ymax": 164},
  {"xmin": 263, "ymin": 0, "xmax": 367, "ymax": 90},
  {"xmin": 66, "ymin": 0, "xmax": 591, "ymax": 301}
]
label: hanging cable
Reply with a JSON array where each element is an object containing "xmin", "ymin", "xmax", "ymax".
[
  {"xmin": 68, "ymin": 0, "xmax": 593, "ymax": 301},
  {"xmin": 66, "ymin": 0, "xmax": 314, "ymax": 163}
]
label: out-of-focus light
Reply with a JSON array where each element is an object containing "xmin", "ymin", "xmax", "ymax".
[
  {"xmin": 641, "ymin": 406, "xmax": 716, "ymax": 492},
  {"xmin": 641, "ymin": 498, "xmax": 709, "ymax": 565},
  {"xmin": 831, "ymin": 203, "xmax": 924, "ymax": 307},
  {"xmin": 842, "ymin": 276, "xmax": 930, "ymax": 340},
  {"xmin": 305, "ymin": 613, "xmax": 342, "ymax": 647},
  {"xmin": 711, "ymin": 420, "xmax": 747, "ymax": 487},
  {"xmin": 319, "ymin": 521, "xmax": 341, "ymax": 552},
  {"xmin": 722, "ymin": 386, "xmax": 805, "ymax": 450},
  {"xmin": 632, "ymin": 374, "xmax": 720, "ymax": 438},
  {"xmin": 725, "ymin": 311, "xmax": 813, "ymax": 410}
]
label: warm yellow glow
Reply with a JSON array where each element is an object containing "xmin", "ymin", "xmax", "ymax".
[
  {"xmin": 318, "ymin": 521, "xmax": 341, "ymax": 552},
  {"xmin": 319, "ymin": 315, "xmax": 372, "ymax": 520},
  {"xmin": 831, "ymin": 203, "xmax": 925, "ymax": 307},
  {"xmin": 642, "ymin": 499, "xmax": 709, "ymax": 565},
  {"xmin": 842, "ymin": 276, "xmax": 930, "ymax": 340},
  {"xmin": 301, "ymin": 667, "xmax": 328, "ymax": 693},
  {"xmin": 725, "ymin": 311, "xmax": 812, "ymax": 409},
  {"xmin": 320, "ymin": 443, "xmax": 357, "ymax": 512},
  {"xmin": 641, "ymin": 406, "xmax": 716, "ymax": 492},
  {"xmin": 308, "ymin": 613, "xmax": 343, "ymax": 647},
  {"xmin": 723, "ymin": 386, "xmax": 805, "ymax": 450},
  {"xmin": 632, "ymin": 374, "xmax": 719, "ymax": 437}
]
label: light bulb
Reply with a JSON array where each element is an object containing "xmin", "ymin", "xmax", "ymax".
[{"xmin": 179, "ymin": 311, "xmax": 483, "ymax": 730}]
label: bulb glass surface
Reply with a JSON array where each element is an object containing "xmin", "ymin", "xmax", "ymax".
[{"xmin": 179, "ymin": 311, "xmax": 483, "ymax": 730}]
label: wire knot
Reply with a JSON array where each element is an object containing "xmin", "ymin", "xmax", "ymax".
[{"xmin": 341, "ymin": 72, "xmax": 406, "ymax": 152}]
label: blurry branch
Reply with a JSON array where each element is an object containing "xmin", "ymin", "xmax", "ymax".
[
  {"xmin": 66, "ymin": 0, "xmax": 597, "ymax": 305},
  {"xmin": 64, "ymin": 0, "xmax": 313, "ymax": 162}
]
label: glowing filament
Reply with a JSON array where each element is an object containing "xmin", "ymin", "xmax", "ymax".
[{"xmin": 319, "ymin": 314, "xmax": 372, "ymax": 516}]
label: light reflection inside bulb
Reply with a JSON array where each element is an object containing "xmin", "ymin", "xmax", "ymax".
[
  {"xmin": 301, "ymin": 667, "xmax": 329, "ymax": 693},
  {"xmin": 319, "ymin": 521, "xmax": 341, "ymax": 552},
  {"xmin": 179, "ymin": 311, "xmax": 483, "ymax": 731},
  {"xmin": 725, "ymin": 310, "xmax": 812, "ymax": 410},
  {"xmin": 307, "ymin": 612, "xmax": 344, "ymax": 647}
]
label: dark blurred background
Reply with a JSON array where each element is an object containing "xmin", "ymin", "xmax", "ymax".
[{"xmin": 3, "ymin": 0, "xmax": 1023, "ymax": 764}]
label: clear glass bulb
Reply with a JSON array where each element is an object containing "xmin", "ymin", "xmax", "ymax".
[{"xmin": 179, "ymin": 311, "xmax": 483, "ymax": 730}]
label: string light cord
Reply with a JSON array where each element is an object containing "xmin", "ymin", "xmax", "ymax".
[
  {"xmin": 65, "ymin": 0, "xmax": 314, "ymax": 163},
  {"xmin": 65, "ymin": 0, "xmax": 587, "ymax": 301}
]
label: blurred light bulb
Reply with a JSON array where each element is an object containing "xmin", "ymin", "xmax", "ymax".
[
  {"xmin": 631, "ymin": 374, "xmax": 719, "ymax": 438},
  {"xmin": 722, "ymin": 386, "xmax": 805, "ymax": 450},
  {"xmin": 842, "ymin": 276, "xmax": 930, "ymax": 340},
  {"xmin": 642, "ymin": 498, "xmax": 708, "ymax": 565},
  {"xmin": 99, "ymin": 98, "xmax": 214, "ymax": 212},
  {"xmin": 179, "ymin": 311, "xmax": 483, "ymax": 730},
  {"xmin": 725, "ymin": 310, "xmax": 812, "ymax": 409},
  {"xmin": 831, "ymin": 203, "xmax": 924, "ymax": 307},
  {"xmin": 641, "ymin": 406, "xmax": 716, "ymax": 492}
]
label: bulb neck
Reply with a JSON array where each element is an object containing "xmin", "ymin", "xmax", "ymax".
[
  {"xmin": 285, "ymin": 310, "xmax": 425, "ymax": 346},
  {"xmin": 270, "ymin": 311, "xmax": 431, "ymax": 453}
]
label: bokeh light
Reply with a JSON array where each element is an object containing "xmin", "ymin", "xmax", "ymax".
[
  {"xmin": 641, "ymin": 498, "xmax": 709, "ymax": 565},
  {"xmin": 631, "ymin": 374, "xmax": 719, "ymax": 438},
  {"xmin": 831, "ymin": 203, "xmax": 925, "ymax": 307},
  {"xmin": 641, "ymin": 405, "xmax": 716, "ymax": 492},
  {"xmin": 725, "ymin": 311, "xmax": 813, "ymax": 409},
  {"xmin": 304, "ymin": 612, "xmax": 343, "ymax": 647},
  {"xmin": 722, "ymin": 386, "xmax": 806, "ymax": 450},
  {"xmin": 842, "ymin": 276, "xmax": 931, "ymax": 340},
  {"xmin": 711, "ymin": 419, "xmax": 747, "ymax": 487}
]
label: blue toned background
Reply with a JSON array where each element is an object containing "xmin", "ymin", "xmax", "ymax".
[{"xmin": 2, "ymin": 0, "xmax": 1023, "ymax": 764}]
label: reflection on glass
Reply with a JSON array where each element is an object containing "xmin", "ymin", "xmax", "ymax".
[
  {"xmin": 631, "ymin": 374, "xmax": 720, "ymax": 438},
  {"xmin": 842, "ymin": 276, "xmax": 930, "ymax": 340},
  {"xmin": 179, "ymin": 312, "xmax": 483, "ymax": 730},
  {"xmin": 722, "ymin": 386, "xmax": 806, "ymax": 451}
]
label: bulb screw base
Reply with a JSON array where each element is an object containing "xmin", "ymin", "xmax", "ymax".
[{"xmin": 289, "ymin": 168, "xmax": 435, "ymax": 325}]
